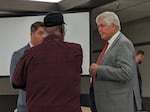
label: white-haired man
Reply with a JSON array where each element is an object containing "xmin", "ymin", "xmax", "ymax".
[{"xmin": 89, "ymin": 11, "xmax": 142, "ymax": 112}]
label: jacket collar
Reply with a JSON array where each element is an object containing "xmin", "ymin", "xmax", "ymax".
[{"xmin": 44, "ymin": 35, "xmax": 63, "ymax": 42}]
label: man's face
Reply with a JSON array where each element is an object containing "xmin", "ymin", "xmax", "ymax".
[
  {"xmin": 97, "ymin": 18, "xmax": 116, "ymax": 40},
  {"xmin": 136, "ymin": 54, "xmax": 144, "ymax": 64},
  {"xmin": 31, "ymin": 26, "xmax": 47, "ymax": 46}
]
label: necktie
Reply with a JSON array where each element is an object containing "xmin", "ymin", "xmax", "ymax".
[
  {"xmin": 96, "ymin": 41, "xmax": 109, "ymax": 65},
  {"xmin": 92, "ymin": 41, "xmax": 109, "ymax": 86}
]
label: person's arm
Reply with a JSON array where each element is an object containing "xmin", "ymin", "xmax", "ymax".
[
  {"xmin": 12, "ymin": 49, "xmax": 32, "ymax": 89},
  {"xmin": 73, "ymin": 44, "xmax": 83, "ymax": 74},
  {"xmin": 10, "ymin": 52, "xmax": 21, "ymax": 84}
]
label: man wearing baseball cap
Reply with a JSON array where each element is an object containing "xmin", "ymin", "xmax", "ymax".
[{"xmin": 12, "ymin": 11, "xmax": 83, "ymax": 112}]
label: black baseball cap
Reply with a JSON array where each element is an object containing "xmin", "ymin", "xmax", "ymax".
[{"xmin": 44, "ymin": 11, "xmax": 65, "ymax": 27}]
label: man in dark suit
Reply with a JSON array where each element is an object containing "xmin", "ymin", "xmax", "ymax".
[
  {"xmin": 136, "ymin": 50, "xmax": 145, "ymax": 111},
  {"xmin": 10, "ymin": 21, "xmax": 46, "ymax": 112},
  {"xmin": 12, "ymin": 11, "xmax": 83, "ymax": 112},
  {"xmin": 89, "ymin": 11, "xmax": 142, "ymax": 112}
]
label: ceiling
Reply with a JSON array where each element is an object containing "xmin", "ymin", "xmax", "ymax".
[
  {"xmin": 0, "ymin": 0, "xmax": 150, "ymax": 23},
  {"xmin": 0, "ymin": 0, "xmax": 114, "ymax": 17},
  {"xmin": 93, "ymin": 0, "xmax": 150, "ymax": 23}
]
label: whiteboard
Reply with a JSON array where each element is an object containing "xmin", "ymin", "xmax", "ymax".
[{"xmin": 0, "ymin": 12, "xmax": 90, "ymax": 76}]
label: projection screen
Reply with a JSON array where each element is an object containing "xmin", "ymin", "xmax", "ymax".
[{"xmin": 0, "ymin": 12, "xmax": 90, "ymax": 76}]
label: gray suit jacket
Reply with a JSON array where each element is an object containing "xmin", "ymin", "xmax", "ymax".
[
  {"xmin": 10, "ymin": 44, "xmax": 30, "ymax": 112},
  {"xmin": 94, "ymin": 32, "xmax": 142, "ymax": 112}
]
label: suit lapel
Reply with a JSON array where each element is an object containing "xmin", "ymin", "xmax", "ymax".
[
  {"xmin": 109, "ymin": 33, "xmax": 122, "ymax": 49},
  {"xmin": 100, "ymin": 32, "xmax": 122, "ymax": 64},
  {"xmin": 26, "ymin": 43, "xmax": 31, "ymax": 49}
]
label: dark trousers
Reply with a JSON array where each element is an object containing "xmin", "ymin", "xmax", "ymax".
[{"xmin": 89, "ymin": 83, "xmax": 97, "ymax": 112}]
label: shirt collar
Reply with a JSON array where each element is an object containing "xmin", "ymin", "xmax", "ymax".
[
  {"xmin": 44, "ymin": 35, "xmax": 63, "ymax": 42},
  {"xmin": 108, "ymin": 31, "xmax": 120, "ymax": 45},
  {"xmin": 29, "ymin": 42, "xmax": 33, "ymax": 47}
]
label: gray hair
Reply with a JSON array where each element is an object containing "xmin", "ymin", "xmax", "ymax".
[{"xmin": 96, "ymin": 11, "xmax": 121, "ymax": 30}]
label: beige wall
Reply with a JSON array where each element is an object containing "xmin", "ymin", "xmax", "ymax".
[
  {"xmin": 0, "ymin": 77, "xmax": 18, "ymax": 95},
  {"xmin": 122, "ymin": 17, "xmax": 150, "ymax": 97},
  {"xmin": 122, "ymin": 16, "xmax": 150, "ymax": 43}
]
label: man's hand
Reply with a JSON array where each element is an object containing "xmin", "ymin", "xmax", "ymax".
[{"xmin": 89, "ymin": 63, "xmax": 99, "ymax": 76}]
